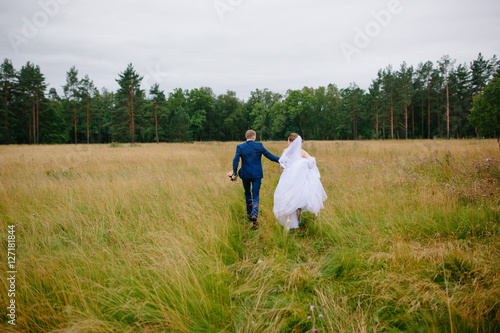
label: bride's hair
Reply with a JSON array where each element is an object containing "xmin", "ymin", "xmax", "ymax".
[{"xmin": 288, "ymin": 133, "xmax": 299, "ymax": 142}]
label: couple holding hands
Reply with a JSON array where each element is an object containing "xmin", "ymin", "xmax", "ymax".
[{"xmin": 228, "ymin": 130, "xmax": 327, "ymax": 232}]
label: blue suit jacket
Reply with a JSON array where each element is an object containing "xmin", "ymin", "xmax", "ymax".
[{"xmin": 233, "ymin": 140, "xmax": 280, "ymax": 179}]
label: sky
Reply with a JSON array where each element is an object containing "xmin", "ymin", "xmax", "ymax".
[{"xmin": 1, "ymin": 0, "xmax": 500, "ymax": 100}]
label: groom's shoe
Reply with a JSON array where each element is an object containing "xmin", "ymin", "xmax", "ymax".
[
  {"xmin": 251, "ymin": 220, "xmax": 259, "ymax": 230},
  {"xmin": 249, "ymin": 215, "xmax": 258, "ymax": 230}
]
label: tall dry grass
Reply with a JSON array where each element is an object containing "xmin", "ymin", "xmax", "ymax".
[{"xmin": 0, "ymin": 140, "xmax": 499, "ymax": 332}]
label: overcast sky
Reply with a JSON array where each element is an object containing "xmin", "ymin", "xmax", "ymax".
[{"xmin": 1, "ymin": 0, "xmax": 500, "ymax": 100}]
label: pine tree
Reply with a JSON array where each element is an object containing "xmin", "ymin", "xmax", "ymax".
[
  {"xmin": 469, "ymin": 77, "xmax": 500, "ymax": 143},
  {"xmin": 369, "ymin": 72, "xmax": 382, "ymax": 139},
  {"xmin": 470, "ymin": 53, "xmax": 490, "ymax": 97},
  {"xmin": 429, "ymin": 69, "xmax": 444, "ymax": 138},
  {"xmin": 40, "ymin": 98, "xmax": 68, "ymax": 143},
  {"xmin": 18, "ymin": 62, "xmax": 46, "ymax": 144},
  {"xmin": 80, "ymin": 75, "xmax": 97, "ymax": 144},
  {"xmin": 0, "ymin": 59, "xmax": 17, "ymax": 144},
  {"xmin": 199, "ymin": 87, "xmax": 217, "ymax": 140},
  {"xmin": 170, "ymin": 106, "xmax": 192, "ymax": 142},
  {"xmin": 93, "ymin": 88, "xmax": 114, "ymax": 143},
  {"xmin": 380, "ymin": 66, "xmax": 395, "ymax": 139},
  {"xmin": 415, "ymin": 61, "xmax": 434, "ymax": 139},
  {"xmin": 149, "ymin": 83, "xmax": 168, "ymax": 143},
  {"xmin": 397, "ymin": 62, "xmax": 414, "ymax": 139},
  {"xmin": 114, "ymin": 64, "xmax": 145, "ymax": 143},
  {"xmin": 63, "ymin": 66, "xmax": 80, "ymax": 144},
  {"xmin": 323, "ymin": 84, "xmax": 342, "ymax": 140},
  {"xmin": 450, "ymin": 63, "xmax": 472, "ymax": 137},
  {"xmin": 341, "ymin": 83, "xmax": 364, "ymax": 140},
  {"xmin": 438, "ymin": 55, "xmax": 456, "ymax": 139},
  {"xmin": 166, "ymin": 88, "xmax": 189, "ymax": 141}
]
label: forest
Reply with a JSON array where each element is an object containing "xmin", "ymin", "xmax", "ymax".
[{"xmin": 0, "ymin": 53, "xmax": 499, "ymax": 144}]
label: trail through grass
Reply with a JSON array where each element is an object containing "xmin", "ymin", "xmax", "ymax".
[{"xmin": 0, "ymin": 140, "xmax": 499, "ymax": 332}]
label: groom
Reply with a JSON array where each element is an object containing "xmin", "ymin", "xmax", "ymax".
[{"xmin": 229, "ymin": 130, "xmax": 280, "ymax": 229}]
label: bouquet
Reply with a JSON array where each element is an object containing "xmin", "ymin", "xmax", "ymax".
[{"xmin": 227, "ymin": 171, "xmax": 237, "ymax": 182}]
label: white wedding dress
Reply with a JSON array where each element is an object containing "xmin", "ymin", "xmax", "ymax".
[{"xmin": 273, "ymin": 136, "xmax": 327, "ymax": 230}]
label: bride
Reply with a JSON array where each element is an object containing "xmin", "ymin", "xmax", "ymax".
[{"xmin": 273, "ymin": 133, "xmax": 327, "ymax": 232}]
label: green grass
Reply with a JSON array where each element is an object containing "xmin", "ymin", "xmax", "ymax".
[{"xmin": 0, "ymin": 140, "xmax": 499, "ymax": 332}]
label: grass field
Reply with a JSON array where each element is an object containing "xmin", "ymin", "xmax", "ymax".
[{"xmin": 0, "ymin": 139, "xmax": 499, "ymax": 332}]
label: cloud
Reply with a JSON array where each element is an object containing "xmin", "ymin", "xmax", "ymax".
[{"xmin": 1, "ymin": 0, "xmax": 499, "ymax": 99}]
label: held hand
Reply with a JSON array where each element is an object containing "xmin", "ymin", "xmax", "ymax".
[{"xmin": 227, "ymin": 171, "xmax": 237, "ymax": 181}]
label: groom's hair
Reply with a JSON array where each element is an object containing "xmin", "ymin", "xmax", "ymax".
[{"xmin": 245, "ymin": 130, "xmax": 256, "ymax": 139}]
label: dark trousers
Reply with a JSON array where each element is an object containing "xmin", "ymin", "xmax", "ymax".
[{"xmin": 242, "ymin": 178, "xmax": 261, "ymax": 218}]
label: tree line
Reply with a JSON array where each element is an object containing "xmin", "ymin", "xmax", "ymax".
[{"xmin": 0, "ymin": 53, "xmax": 498, "ymax": 145}]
